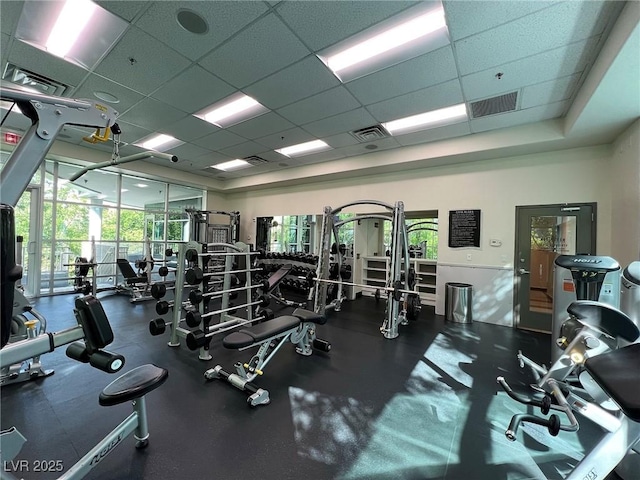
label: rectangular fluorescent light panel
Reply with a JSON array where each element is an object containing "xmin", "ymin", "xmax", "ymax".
[
  {"xmin": 275, "ymin": 140, "xmax": 331, "ymax": 158},
  {"xmin": 211, "ymin": 159, "xmax": 251, "ymax": 171},
  {"xmin": 15, "ymin": 0, "xmax": 128, "ymax": 69},
  {"xmin": 194, "ymin": 94, "xmax": 269, "ymax": 128},
  {"xmin": 318, "ymin": 3, "xmax": 449, "ymax": 82},
  {"xmin": 46, "ymin": 0, "xmax": 97, "ymax": 57},
  {"xmin": 134, "ymin": 133, "xmax": 184, "ymax": 152},
  {"xmin": 382, "ymin": 103, "xmax": 468, "ymax": 135}
]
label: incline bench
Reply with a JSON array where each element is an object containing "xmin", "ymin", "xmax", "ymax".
[
  {"xmin": 205, "ymin": 308, "xmax": 330, "ymax": 406},
  {"xmin": 116, "ymin": 259, "xmax": 152, "ymax": 303}
]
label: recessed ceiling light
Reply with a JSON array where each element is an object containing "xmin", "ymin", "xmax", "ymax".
[
  {"xmin": 93, "ymin": 91, "xmax": 119, "ymax": 103},
  {"xmin": 16, "ymin": 0, "xmax": 128, "ymax": 69},
  {"xmin": 176, "ymin": 9, "xmax": 209, "ymax": 35},
  {"xmin": 134, "ymin": 133, "xmax": 184, "ymax": 152},
  {"xmin": 134, "ymin": 183, "xmax": 148, "ymax": 188},
  {"xmin": 382, "ymin": 103, "xmax": 468, "ymax": 135},
  {"xmin": 194, "ymin": 93, "xmax": 269, "ymax": 128},
  {"xmin": 120, "ymin": 189, "xmax": 128, "ymax": 193},
  {"xmin": 275, "ymin": 140, "xmax": 331, "ymax": 158},
  {"xmin": 318, "ymin": 3, "xmax": 449, "ymax": 82},
  {"xmin": 211, "ymin": 159, "xmax": 251, "ymax": 171}
]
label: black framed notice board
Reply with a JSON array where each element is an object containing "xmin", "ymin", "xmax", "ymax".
[{"xmin": 448, "ymin": 209, "xmax": 481, "ymax": 248}]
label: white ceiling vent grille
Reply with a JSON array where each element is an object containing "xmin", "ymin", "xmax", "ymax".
[
  {"xmin": 470, "ymin": 92, "xmax": 518, "ymax": 118},
  {"xmin": 244, "ymin": 155, "xmax": 268, "ymax": 166},
  {"xmin": 2, "ymin": 63, "xmax": 69, "ymax": 96},
  {"xmin": 350, "ymin": 125, "xmax": 390, "ymax": 143}
]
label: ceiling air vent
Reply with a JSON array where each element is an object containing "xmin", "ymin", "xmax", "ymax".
[
  {"xmin": 470, "ymin": 91, "xmax": 518, "ymax": 119},
  {"xmin": 350, "ymin": 125, "xmax": 389, "ymax": 143},
  {"xmin": 244, "ymin": 155, "xmax": 268, "ymax": 166},
  {"xmin": 2, "ymin": 63, "xmax": 69, "ymax": 96}
]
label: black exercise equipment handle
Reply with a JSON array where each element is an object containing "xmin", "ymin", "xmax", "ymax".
[
  {"xmin": 497, "ymin": 376, "xmax": 551, "ymax": 413},
  {"xmin": 505, "ymin": 413, "xmax": 561, "ymax": 441}
]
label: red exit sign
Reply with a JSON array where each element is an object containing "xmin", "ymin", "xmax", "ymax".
[{"xmin": 3, "ymin": 132, "xmax": 21, "ymax": 144}]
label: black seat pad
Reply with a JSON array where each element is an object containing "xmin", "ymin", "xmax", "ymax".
[
  {"xmin": 267, "ymin": 265, "xmax": 293, "ymax": 292},
  {"xmin": 568, "ymin": 300, "xmax": 639, "ymax": 342},
  {"xmin": 584, "ymin": 343, "xmax": 640, "ymax": 422},
  {"xmin": 292, "ymin": 308, "xmax": 327, "ymax": 325},
  {"xmin": 223, "ymin": 315, "xmax": 300, "ymax": 349},
  {"xmin": 99, "ymin": 364, "xmax": 168, "ymax": 407},
  {"xmin": 117, "ymin": 259, "xmax": 147, "ymax": 284}
]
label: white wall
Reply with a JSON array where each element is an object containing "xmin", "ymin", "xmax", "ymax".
[
  {"xmin": 218, "ymin": 144, "xmax": 614, "ymax": 325},
  {"xmin": 611, "ymin": 119, "xmax": 640, "ymax": 266}
]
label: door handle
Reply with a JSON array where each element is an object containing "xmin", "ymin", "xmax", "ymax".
[{"xmin": 518, "ymin": 268, "xmax": 530, "ymax": 275}]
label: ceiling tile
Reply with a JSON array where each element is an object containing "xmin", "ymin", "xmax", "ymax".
[
  {"xmin": 0, "ymin": 0, "xmax": 24, "ymax": 36},
  {"xmin": 218, "ymin": 141, "xmax": 270, "ymax": 159},
  {"xmin": 192, "ymin": 152, "xmax": 232, "ymax": 169},
  {"xmin": 94, "ymin": 26, "xmax": 191, "ymax": 95},
  {"xmin": 244, "ymin": 56, "xmax": 340, "ymax": 110},
  {"xmin": 393, "ymin": 121, "xmax": 471, "ymax": 147},
  {"xmin": 277, "ymin": 0, "xmax": 418, "ymax": 51},
  {"xmin": 277, "ymin": 87, "xmax": 361, "ymax": 125},
  {"xmin": 366, "ymin": 79, "xmax": 464, "ymax": 122},
  {"xmin": 302, "ymin": 108, "xmax": 378, "ymax": 138},
  {"xmin": 470, "ymin": 100, "xmax": 569, "ymax": 133},
  {"xmin": 151, "ymin": 65, "xmax": 235, "ymax": 113},
  {"xmin": 166, "ymin": 143, "xmax": 213, "ymax": 165},
  {"xmin": 0, "ymin": 111, "xmax": 34, "ymax": 133},
  {"xmin": 338, "ymin": 136, "xmax": 401, "ymax": 157},
  {"xmin": 161, "ymin": 115, "xmax": 217, "ymax": 142},
  {"xmin": 443, "ymin": 1, "xmax": 556, "ymax": 41},
  {"xmin": 346, "ymin": 46, "xmax": 458, "ymax": 105},
  {"xmin": 192, "ymin": 130, "xmax": 247, "ymax": 150},
  {"xmin": 255, "ymin": 127, "xmax": 316, "ymax": 150},
  {"xmin": 73, "ymin": 73, "xmax": 145, "ymax": 114},
  {"xmin": 323, "ymin": 132, "xmax": 361, "ymax": 148},
  {"xmin": 521, "ymin": 73, "xmax": 581, "ymax": 110},
  {"xmin": 291, "ymin": 149, "xmax": 346, "ymax": 165},
  {"xmin": 96, "ymin": 1, "xmax": 149, "ymax": 21},
  {"xmin": 134, "ymin": 1, "xmax": 268, "ymax": 61},
  {"xmin": 118, "ymin": 98, "xmax": 187, "ymax": 134},
  {"xmin": 226, "ymin": 112, "xmax": 295, "ymax": 140},
  {"xmin": 460, "ymin": 37, "xmax": 599, "ymax": 101},
  {"xmin": 198, "ymin": 14, "xmax": 310, "ymax": 88},
  {"xmin": 454, "ymin": 1, "xmax": 619, "ymax": 75},
  {"xmin": 8, "ymin": 40, "xmax": 88, "ymax": 89}
]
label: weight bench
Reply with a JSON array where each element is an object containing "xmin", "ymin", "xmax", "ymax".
[
  {"xmin": 262, "ymin": 264, "xmax": 306, "ymax": 308},
  {"xmin": 116, "ymin": 259, "xmax": 152, "ymax": 303},
  {"xmin": 205, "ymin": 308, "xmax": 330, "ymax": 406}
]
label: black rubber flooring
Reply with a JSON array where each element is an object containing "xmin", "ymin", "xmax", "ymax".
[{"xmin": 0, "ymin": 292, "xmax": 623, "ymax": 479}]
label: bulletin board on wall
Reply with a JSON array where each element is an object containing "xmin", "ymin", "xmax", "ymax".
[{"xmin": 448, "ymin": 209, "xmax": 481, "ymax": 248}]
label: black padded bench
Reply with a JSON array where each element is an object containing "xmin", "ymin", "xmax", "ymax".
[
  {"xmin": 206, "ymin": 308, "xmax": 329, "ymax": 406},
  {"xmin": 568, "ymin": 300, "xmax": 640, "ymax": 343},
  {"xmin": 116, "ymin": 259, "xmax": 148, "ymax": 285},
  {"xmin": 584, "ymin": 342, "xmax": 640, "ymax": 422}
]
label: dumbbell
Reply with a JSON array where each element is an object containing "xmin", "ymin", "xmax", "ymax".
[
  {"xmin": 156, "ymin": 300, "xmax": 173, "ymax": 315},
  {"xmin": 185, "ymin": 309, "xmax": 276, "ymax": 351}
]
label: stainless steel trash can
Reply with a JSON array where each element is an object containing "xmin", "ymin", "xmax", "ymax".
[
  {"xmin": 445, "ymin": 282, "xmax": 473, "ymax": 323},
  {"xmin": 621, "ymin": 261, "xmax": 640, "ymax": 327}
]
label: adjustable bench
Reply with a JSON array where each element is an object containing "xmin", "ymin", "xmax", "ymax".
[
  {"xmin": 204, "ymin": 308, "xmax": 330, "ymax": 406},
  {"xmin": 116, "ymin": 259, "xmax": 152, "ymax": 303},
  {"xmin": 261, "ymin": 264, "xmax": 306, "ymax": 309}
]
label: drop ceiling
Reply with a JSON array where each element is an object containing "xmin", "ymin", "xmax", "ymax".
[{"xmin": 0, "ymin": 0, "xmax": 638, "ymax": 193}]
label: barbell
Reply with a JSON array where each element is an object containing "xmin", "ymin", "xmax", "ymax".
[
  {"xmin": 189, "ymin": 279, "xmax": 270, "ymax": 305},
  {"xmin": 185, "ymin": 295, "xmax": 270, "ymax": 327},
  {"xmin": 307, "ymin": 272, "xmax": 418, "ymax": 302},
  {"xmin": 185, "ymin": 266, "xmax": 263, "ymax": 285}
]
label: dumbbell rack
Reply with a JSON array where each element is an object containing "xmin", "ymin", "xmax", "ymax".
[{"xmin": 255, "ymin": 252, "xmax": 318, "ymax": 304}]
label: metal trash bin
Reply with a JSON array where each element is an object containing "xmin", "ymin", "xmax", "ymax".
[
  {"xmin": 621, "ymin": 261, "xmax": 640, "ymax": 327},
  {"xmin": 445, "ymin": 282, "xmax": 473, "ymax": 324}
]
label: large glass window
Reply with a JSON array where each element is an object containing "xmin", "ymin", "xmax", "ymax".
[{"xmin": 15, "ymin": 158, "xmax": 204, "ymax": 296}]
